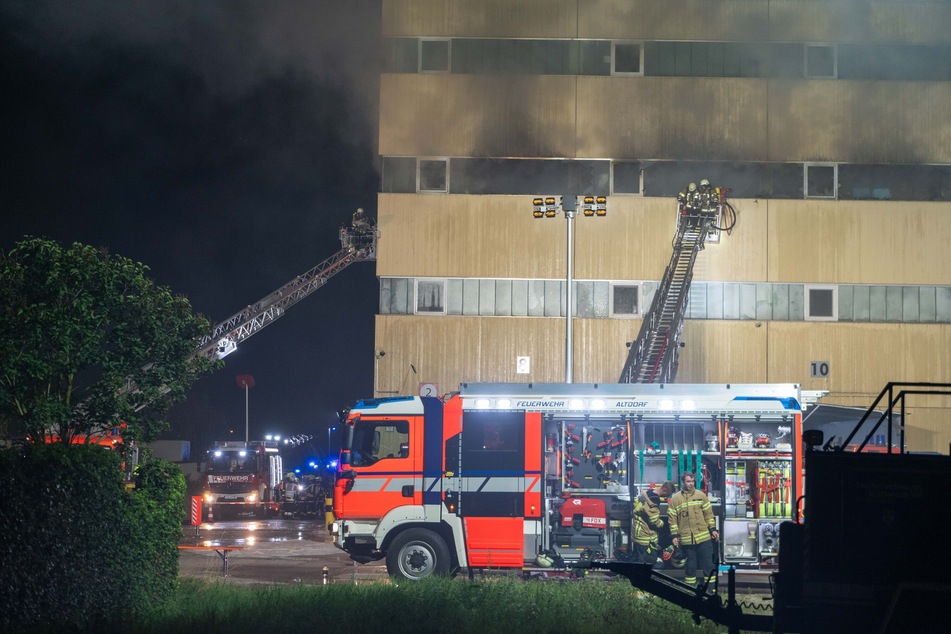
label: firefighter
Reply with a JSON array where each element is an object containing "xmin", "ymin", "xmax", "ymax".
[
  {"xmin": 352, "ymin": 207, "xmax": 372, "ymax": 232},
  {"xmin": 668, "ymin": 472, "xmax": 719, "ymax": 588},
  {"xmin": 632, "ymin": 481, "xmax": 674, "ymax": 567},
  {"xmin": 280, "ymin": 472, "xmax": 298, "ymax": 502}
]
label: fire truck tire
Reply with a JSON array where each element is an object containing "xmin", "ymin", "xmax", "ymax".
[{"xmin": 386, "ymin": 528, "xmax": 450, "ymax": 581}]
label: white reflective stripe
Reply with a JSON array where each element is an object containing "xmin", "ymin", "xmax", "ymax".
[
  {"xmin": 349, "ymin": 476, "xmax": 416, "ymax": 493},
  {"xmin": 459, "ymin": 476, "xmax": 523, "ymax": 493}
]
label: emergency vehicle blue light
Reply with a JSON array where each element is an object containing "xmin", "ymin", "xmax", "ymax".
[
  {"xmin": 355, "ymin": 396, "xmax": 417, "ymax": 409},
  {"xmin": 732, "ymin": 396, "xmax": 801, "ymax": 410}
]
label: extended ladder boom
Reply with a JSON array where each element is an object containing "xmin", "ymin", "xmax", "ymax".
[
  {"xmin": 619, "ymin": 182, "xmax": 730, "ymax": 384},
  {"xmin": 194, "ymin": 218, "xmax": 377, "ymax": 361}
]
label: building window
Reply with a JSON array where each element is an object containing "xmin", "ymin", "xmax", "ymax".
[
  {"xmin": 382, "ymin": 157, "xmax": 418, "ymax": 193},
  {"xmin": 805, "ymin": 163, "xmax": 837, "ymax": 199},
  {"xmin": 612, "ymin": 41, "xmax": 643, "ymax": 75},
  {"xmin": 612, "ymin": 161, "xmax": 641, "ymax": 194},
  {"xmin": 805, "ymin": 285, "xmax": 838, "ymax": 321},
  {"xmin": 611, "ymin": 283, "xmax": 640, "ymax": 317},
  {"xmin": 805, "ymin": 44, "xmax": 836, "ymax": 79},
  {"xmin": 415, "ymin": 279, "xmax": 446, "ymax": 314},
  {"xmin": 419, "ymin": 158, "xmax": 448, "ymax": 192},
  {"xmin": 420, "ymin": 39, "xmax": 450, "ymax": 73}
]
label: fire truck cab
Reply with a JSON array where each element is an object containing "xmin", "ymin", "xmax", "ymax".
[
  {"xmin": 332, "ymin": 383, "xmax": 806, "ymax": 581},
  {"xmin": 200, "ymin": 440, "xmax": 283, "ymax": 520}
]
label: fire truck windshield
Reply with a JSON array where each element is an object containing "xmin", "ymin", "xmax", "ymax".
[
  {"xmin": 345, "ymin": 420, "xmax": 410, "ymax": 467},
  {"xmin": 206, "ymin": 451, "xmax": 256, "ymax": 473}
]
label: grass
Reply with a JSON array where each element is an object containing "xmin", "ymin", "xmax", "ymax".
[{"xmin": 103, "ymin": 576, "xmax": 734, "ymax": 634}]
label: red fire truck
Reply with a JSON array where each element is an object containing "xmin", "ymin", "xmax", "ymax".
[
  {"xmin": 331, "ymin": 382, "xmax": 807, "ymax": 581},
  {"xmin": 199, "ymin": 440, "xmax": 283, "ymax": 520}
]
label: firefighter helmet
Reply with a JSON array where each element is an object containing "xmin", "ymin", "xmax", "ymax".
[
  {"xmin": 671, "ymin": 548, "xmax": 687, "ymax": 569},
  {"xmin": 661, "ymin": 544, "xmax": 675, "ymax": 561}
]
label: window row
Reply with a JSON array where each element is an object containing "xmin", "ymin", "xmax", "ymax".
[
  {"xmin": 382, "ymin": 157, "xmax": 951, "ymax": 202},
  {"xmin": 380, "ymin": 278, "xmax": 951, "ymax": 324},
  {"xmin": 384, "ymin": 38, "xmax": 951, "ymax": 81}
]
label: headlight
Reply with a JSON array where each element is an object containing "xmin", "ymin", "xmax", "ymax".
[
  {"xmin": 203, "ymin": 492, "xmax": 214, "ymax": 503},
  {"xmin": 247, "ymin": 493, "xmax": 258, "ymax": 503}
]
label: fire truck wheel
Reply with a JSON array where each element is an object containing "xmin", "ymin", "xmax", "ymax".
[{"xmin": 386, "ymin": 528, "xmax": 450, "ymax": 581}]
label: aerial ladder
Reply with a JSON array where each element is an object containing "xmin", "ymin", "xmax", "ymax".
[
  {"xmin": 194, "ymin": 209, "xmax": 378, "ymax": 361},
  {"xmin": 618, "ymin": 182, "xmax": 734, "ymax": 384}
]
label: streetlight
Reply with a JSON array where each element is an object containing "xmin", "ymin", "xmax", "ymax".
[
  {"xmin": 235, "ymin": 375, "xmax": 255, "ymax": 442},
  {"xmin": 327, "ymin": 426, "xmax": 337, "ymax": 457},
  {"xmin": 532, "ymin": 194, "xmax": 607, "ymax": 383}
]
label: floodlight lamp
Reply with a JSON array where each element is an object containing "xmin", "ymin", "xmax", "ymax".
[
  {"xmin": 545, "ymin": 209, "xmax": 557, "ymax": 218},
  {"xmin": 544, "ymin": 197, "xmax": 556, "ymax": 206},
  {"xmin": 583, "ymin": 208, "xmax": 594, "ymax": 217},
  {"xmin": 596, "ymin": 208, "xmax": 606, "ymax": 217},
  {"xmin": 534, "ymin": 209, "xmax": 544, "ymax": 218}
]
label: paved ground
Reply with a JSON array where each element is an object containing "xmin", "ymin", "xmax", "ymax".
[{"xmin": 177, "ymin": 516, "xmax": 388, "ymax": 586}]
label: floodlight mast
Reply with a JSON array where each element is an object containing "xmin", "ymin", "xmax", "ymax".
[{"xmin": 531, "ymin": 195, "xmax": 607, "ymax": 383}]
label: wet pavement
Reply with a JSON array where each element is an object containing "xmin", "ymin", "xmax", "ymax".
[{"xmin": 177, "ymin": 515, "xmax": 388, "ymax": 586}]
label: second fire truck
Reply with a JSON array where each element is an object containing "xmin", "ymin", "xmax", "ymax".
[
  {"xmin": 331, "ymin": 382, "xmax": 809, "ymax": 581},
  {"xmin": 199, "ymin": 440, "xmax": 283, "ymax": 520}
]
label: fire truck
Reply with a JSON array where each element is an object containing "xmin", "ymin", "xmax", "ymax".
[
  {"xmin": 35, "ymin": 426, "xmax": 139, "ymax": 486},
  {"xmin": 331, "ymin": 382, "xmax": 810, "ymax": 581},
  {"xmin": 199, "ymin": 440, "xmax": 283, "ymax": 520}
]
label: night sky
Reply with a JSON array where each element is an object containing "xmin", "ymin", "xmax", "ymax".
[{"xmin": 1, "ymin": 1, "xmax": 383, "ymax": 467}]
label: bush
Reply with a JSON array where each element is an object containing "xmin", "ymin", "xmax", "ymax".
[{"xmin": 0, "ymin": 443, "xmax": 185, "ymax": 631}]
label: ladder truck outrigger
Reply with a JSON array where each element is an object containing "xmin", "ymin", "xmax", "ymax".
[{"xmin": 196, "ymin": 211, "xmax": 377, "ymax": 521}]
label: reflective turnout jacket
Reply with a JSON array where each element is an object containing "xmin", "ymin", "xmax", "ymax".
[
  {"xmin": 668, "ymin": 489, "xmax": 715, "ymax": 545},
  {"xmin": 632, "ymin": 491, "xmax": 665, "ymax": 546}
]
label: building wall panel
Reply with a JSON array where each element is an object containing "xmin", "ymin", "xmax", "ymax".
[
  {"xmin": 377, "ymin": 194, "xmax": 770, "ymax": 281},
  {"xmin": 383, "ymin": 75, "xmax": 951, "ymax": 164},
  {"xmin": 770, "ymin": 0, "xmax": 951, "ymax": 44},
  {"xmin": 577, "ymin": 77, "xmax": 768, "ymax": 161},
  {"xmin": 380, "ymin": 75, "xmax": 578, "ymax": 158},
  {"xmin": 769, "ymin": 81, "xmax": 951, "ymax": 163},
  {"xmin": 766, "ymin": 200, "xmax": 951, "ymax": 285},
  {"xmin": 384, "ymin": 1, "xmax": 951, "ymax": 44},
  {"xmin": 579, "ymin": 0, "xmax": 769, "ymax": 42},
  {"xmin": 384, "ymin": 0, "xmax": 579, "ymax": 38}
]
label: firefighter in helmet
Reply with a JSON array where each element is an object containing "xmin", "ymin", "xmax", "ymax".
[
  {"xmin": 632, "ymin": 481, "xmax": 674, "ymax": 567},
  {"xmin": 668, "ymin": 472, "xmax": 719, "ymax": 588},
  {"xmin": 280, "ymin": 472, "xmax": 298, "ymax": 502}
]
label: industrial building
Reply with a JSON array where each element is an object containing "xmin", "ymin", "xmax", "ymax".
[{"xmin": 371, "ymin": 0, "xmax": 951, "ymax": 453}]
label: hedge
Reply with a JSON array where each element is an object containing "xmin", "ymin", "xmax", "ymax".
[{"xmin": 0, "ymin": 443, "xmax": 185, "ymax": 631}]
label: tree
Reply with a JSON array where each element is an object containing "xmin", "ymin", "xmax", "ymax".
[{"xmin": 0, "ymin": 237, "xmax": 217, "ymax": 444}]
